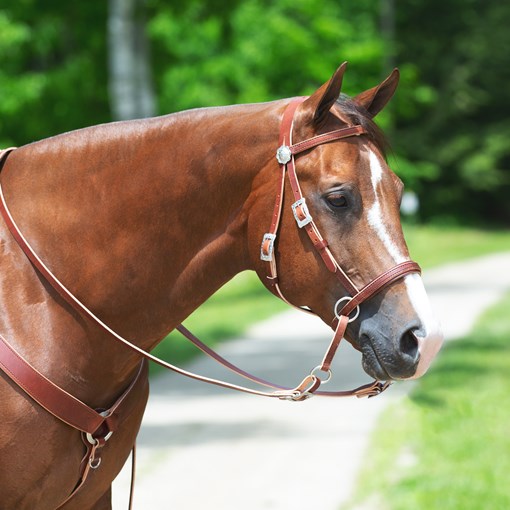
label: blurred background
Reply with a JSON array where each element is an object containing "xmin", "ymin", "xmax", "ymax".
[
  {"xmin": 0, "ymin": 0, "xmax": 508, "ymax": 225},
  {"xmin": 1, "ymin": 1, "xmax": 509, "ymax": 509}
]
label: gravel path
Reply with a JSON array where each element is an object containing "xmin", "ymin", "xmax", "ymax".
[{"xmin": 113, "ymin": 252, "xmax": 510, "ymax": 509}]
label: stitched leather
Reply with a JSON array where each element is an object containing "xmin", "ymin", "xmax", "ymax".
[
  {"xmin": 0, "ymin": 333, "xmax": 107, "ymax": 434},
  {"xmin": 320, "ymin": 315, "xmax": 349, "ymax": 372},
  {"xmin": 0, "ymin": 331, "xmax": 147, "ymax": 435},
  {"xmin": 290, "ymin": 125, "xmax": 365, "ymax": 156},
  {"xmin": 282, "ymin": 98, "xmax": 361, "ymax": 295},
  {"xmin": 340, "ymin": 261, "xmax": 421, "ymax": 317}
]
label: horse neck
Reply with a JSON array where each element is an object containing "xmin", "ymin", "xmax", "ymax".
[{"xmin": 3, "ymin": 101, "xmax": 281, "ymax": 365}]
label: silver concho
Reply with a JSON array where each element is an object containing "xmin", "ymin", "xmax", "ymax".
[{"xmin": 276, "ymin": 145, "xmax": 292, "ymax": 164}]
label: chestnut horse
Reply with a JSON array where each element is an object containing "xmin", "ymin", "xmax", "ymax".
[{"xmin": 0, "ymin": 64, "xmax": 443, "ymax": 509}]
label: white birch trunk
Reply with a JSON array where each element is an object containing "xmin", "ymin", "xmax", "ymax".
[{"xmin": 108, "ymin": 0, "xmax": 155, "ymax": 120}]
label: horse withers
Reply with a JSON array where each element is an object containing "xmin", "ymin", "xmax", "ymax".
[{"xmin": 0, "ymin": 63, "xmax": 442, "ymax": 509}]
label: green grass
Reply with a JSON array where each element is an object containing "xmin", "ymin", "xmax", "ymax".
[
  {"xmin": 403, "ymin": 223, "xmax": 510, "ymax": 269},
  {"xmin": 150, "ymin": 271, "xmax": 287, "ymax": 373},
  {"xmin": 342, "ymin": 292, "xmax": 510, "ymax": 510},
  {"xmin": 151, "ymin": 224, "xmax": 510, "ymax": 374}
]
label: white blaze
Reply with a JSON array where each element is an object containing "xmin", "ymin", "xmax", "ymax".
[{"xmin": 367, "ymin": 150, "xmax": 443, "ymax": 378}]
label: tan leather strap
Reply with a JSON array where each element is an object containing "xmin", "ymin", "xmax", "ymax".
[
  {"xmin": 261, "ymin": 98, "xmax": 361, "ymax": 297},
  {"xmin": 0, "ymin": 148, "xmax": 16, "ymax": 161},
  {"xmin": 320, "ymin": 315, "xmax": 349, "ymax": 372},
  {"xmin": 1, "ymin": 145, "xmax": 142, "ymax": 509},
  {"xmin": 174, "ymin": 322, "xmax": 387, "ymax": 399},
  {"xmin": 334, "ymin": 260, "xmax": 422, "ymax": 324},
  {"xmin": 290, "ymin": 125, "xmax": 366, "ymax": 156},
  {"xmin": 0, "ymin": 329, "xmax": 146, "ymax": 508}
]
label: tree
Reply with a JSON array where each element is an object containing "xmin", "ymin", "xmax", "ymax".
[
  {"xmin": 1, "ymin": 0, "xmax": 507, "ymax": 225},
  {"xmin": 393, "ymin": 0, "xmax": 510, "ymax": 224},
  {"xmin": 0, "ymin": 2, "xmax": 110, "ymax": 146},
  {"xmin": 108, "ymin": 0, "xmax": 155, "ymax": 120}
]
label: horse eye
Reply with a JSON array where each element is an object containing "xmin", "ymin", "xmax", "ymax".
[{"xmin": 326, "ymin": 193, "xmax": 348, "ymax": 208}]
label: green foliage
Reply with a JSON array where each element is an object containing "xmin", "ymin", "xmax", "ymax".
[
  {"xmin": 148, "ymin": 0, "xmax": 384, "ymax": 112},
  {"xmin": 0, "ymin": 2, "xmax": 109, "ymax": 146},
  {"xmin": 0, "ymin": 1, "xmax": 508, "ymax": 224},
  {"xmin": 394, "ymin": 0, "xmax": 510, "ymax": 224},
  {"xmin": 343, "ymin": 291, "xmax": 510, "ymax": 510}
]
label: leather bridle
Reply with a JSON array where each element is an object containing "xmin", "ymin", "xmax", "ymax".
[
  {"xmin": 0, "ymin": 98, "xmax": 421, "ymax": 405},
  {"xmin": 0, "ymin": 98, "xmax": 421, "ymax": 506},
  {"xmin": 260, "ymin": 97, "xmax": 421, "ymax": 395}
]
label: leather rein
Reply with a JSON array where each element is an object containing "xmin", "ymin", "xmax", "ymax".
[{"xmin": 0, "ymin": 98, "xmax": 420, "ymax": 505}]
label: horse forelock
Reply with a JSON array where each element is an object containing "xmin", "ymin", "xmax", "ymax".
[{"xmin": 335, "ymin": 94, "xmax": 390, "ymax": 158}]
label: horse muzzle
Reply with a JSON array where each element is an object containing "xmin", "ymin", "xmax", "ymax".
[{"xmin": 358, "ymin": 319, "xmax": 444, "ymax": 381}]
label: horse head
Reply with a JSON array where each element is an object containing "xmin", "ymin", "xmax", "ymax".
[{"xmin": 250, "ymin": 63, "xmax": 443, "ymax": 381}]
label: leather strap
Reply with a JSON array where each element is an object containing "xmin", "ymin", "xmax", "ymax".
[
  {"xmin": 174, "ymin": 323, "xmax": 387, "ymax": 399},
  {"xmin": 259, "ymin": 97, "xmax": 422, "ymax": 394},
  {"xmin": 0, "ymin": 100, "xmax": 420, "ymax": 407},
  {"xmin": 335, "ymin": 260, "xmax": 422, "ymax": 322},
  {"xmin": 290, "ymin": 125, "xmax": 365, "ymax": 156},
  {"xmin": 0, "ymin": 326, "xmax": 146, "ymax": 508},
  {"xmin": 0, "ymin": 174, "xmax": 387, "ymax": 400},
  {"xmin": 262, "ymin": 98, "xmax": 362, "ymax": 297},
  {"xmin": 320, "ymin": 315, "xmax": 349, "ymax": 372},
  {"xmin": 0, "ymin": 332, "xmax": 112, "ymax": 434},
  {"xmin": 0, "ymin": 330, "xmax": 147, "ymax": 436}
]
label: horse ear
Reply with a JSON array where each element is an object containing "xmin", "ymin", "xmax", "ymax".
[
  {"xmin": 353, "ymin": 68, "xmax": 400, "ymax": 118},
  {"xmin": 303, "ymin": 62, "xmax": 348, "ymax": 126}
]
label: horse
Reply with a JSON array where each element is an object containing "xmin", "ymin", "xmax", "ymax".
[{"xmin": 0, "ymin": 62, "xmax": 443, "ymax": 509}]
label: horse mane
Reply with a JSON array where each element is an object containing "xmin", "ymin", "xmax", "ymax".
[{"xmin": 335, "ymin": 94, "xmax": 390, "ymax": 158}]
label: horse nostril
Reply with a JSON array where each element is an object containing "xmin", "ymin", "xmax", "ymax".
[{"xmin": 399, "ymin": 328, "xmax": 419, "ymax": 362}]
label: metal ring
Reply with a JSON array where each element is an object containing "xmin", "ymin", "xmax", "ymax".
[
  {"xmin": 85, "ymin": 430, "xmax": 113, "ymax": 445},
  {"xmin": 89, "ymin": 456, "xmax": 102, "ymax": 469},
  {"xmin": 85, "ymin": 410, "xmax": 114, "ymax": 445},
  {"xmin": 334, "ymin": 296, "xmax": 360, "ymax": 323},
  {"xmin": 310, "ymin": 365, "xmax": 332, "ymax": 384}
]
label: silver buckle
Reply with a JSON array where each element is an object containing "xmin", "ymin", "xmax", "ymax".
[
  {"xmin": 276, "ymin": 145, "xmax": 292, "ymax": 164},
  {"xmin": 260, "ymin": 233, "xmax": 276, "ymax": 261},
  {"xmin": 292, "ymin": 198, "xmax": 313, "ymax": 228}
]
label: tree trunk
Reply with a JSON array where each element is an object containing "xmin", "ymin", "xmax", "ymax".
[
  {"xmin": 380, "ymin": 0, "xmax": 396, "ymax": 72},
  {"xmin": 108, "ymin": 0, "xmax": 155, "ymax": 120}
]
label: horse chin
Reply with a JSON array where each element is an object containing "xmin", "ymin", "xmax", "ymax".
[
  {"xmin": 360, "ymin": 342, "xmax": 392, "ymax": 381},
  {"xmin": 359, "ymin": 336, "xmax": 419, "ymax": 381}
]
